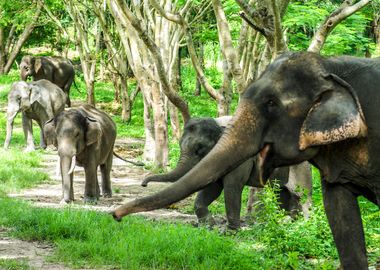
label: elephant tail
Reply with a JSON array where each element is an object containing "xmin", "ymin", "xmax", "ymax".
[
  {"xmin": 72, "ymin": 79, "xmax": 82, "ymax": 93},
  {"xmin": 113, "ymin": 151, "xmax": 145, "ymax": 166}
]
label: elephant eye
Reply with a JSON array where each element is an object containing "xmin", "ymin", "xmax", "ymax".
[{"xmin": 267, "ymin": 99, "xmax": 276, "ymax": 107}]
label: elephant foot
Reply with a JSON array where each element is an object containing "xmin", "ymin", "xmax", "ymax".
[
  {"xmin": 24, "ymin": 146, "xmax": 35, "ymax": 152},
  {"xmin": 226, "ymin": 223, "xmax": 240, "ymax": 231},
  {"xmin": 103, "ymin": 192, "xmax": 112, "ymax": 198},
  {"xmin": 84, "ymin": 196, "xmax": 98, "ymax": 204},
  {"xmin": 40, "ymin": 143, "xmax": 47, "ymax": 149},
  {"xmin": 197, "ymin": 215, "xmax": 216, "ymax": 228},
  {"xmin": 60, "ymin": 198, "xmax": 73, "ymax": 204},
  {"xmin": 219, "ymin": 226, "xmax": 239, "ymax": 236}
]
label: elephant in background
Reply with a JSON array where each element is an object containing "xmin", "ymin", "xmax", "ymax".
[
  {"xmin": 20, "ymin": 55, "xmax": 75, "ymax": 106},
  {"xmin": 4, "ymin": 80, "xmax": 67, "ymax": 151},
  {"xmin": 113, "ymin": 52, "xmax": 380, "ymax": 269},
  {"xmin": 44, "ymin": 105, "xmax": 116, "ymax": 204},
  {"xmin": 142, "ymin": 117, "xmax": 312, "ymax": 229}
]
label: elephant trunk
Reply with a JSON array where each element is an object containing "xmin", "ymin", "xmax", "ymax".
[
  {"xmin": 60, "ymin": 155, "xmax": 74, "ymax": 203},
  {"xmin": 4, "ymin": 110, "xmax": 18, "ymax": 149},
  {"xmin": 141, "ymin": 151, "xmax": 198, "ymax": 186},
  {"xmin": 113, "ymin": 100, "xmax": 261, "ymax": 220},
  {"xmin": 20, "ymin": 71, "xmax": 28, "ymax": 81}
]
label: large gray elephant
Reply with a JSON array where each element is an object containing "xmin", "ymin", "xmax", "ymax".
[
  {"xmin": 113, "ymin": 52, "xmax": 380, "ymax": 269},
  {"xmin": 43, "ymin": 105, "xmax": 116, "ymax": 204},
  {"xmin": 4, "ymin": 80, "xmax": 67, "ymax": 151},
  {"xmin": 142, "ymin": 117, "xmax": 312, "ymax": 229},
  {"xmin": 20, "ymin": 55, "xmax": 75, "ymax": 106}
]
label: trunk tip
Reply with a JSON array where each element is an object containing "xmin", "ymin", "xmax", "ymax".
[
  {"xmin": 111, "ymin": 210, "xmax": 123, "ymax": 222},
  {"xmin": 141, "ymin": 182, "xmax": 148, "ymax": 187}
]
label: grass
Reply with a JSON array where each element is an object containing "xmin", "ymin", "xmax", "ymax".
[
  {"xmin": 0, "ymin": 149, "xmax": 49, "ymax": 193},
  {"xmin": 0, "ymin": 198, "xmax": 288, "ymax": 270},
  {"xmin": 0, "ymin": 259, "xmax": 32, "ymax": 270}
]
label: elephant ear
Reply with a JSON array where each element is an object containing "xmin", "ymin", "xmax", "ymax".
[
  {"xmin": 299, "ymin": 74, "xmax": 367, "ymax": 150},
  {"xmin": 43, "ymin": 118, "xmax": 57, "ymax": 147},
  {"xmin": 29, "ymin": 86, "xmax": 41, "ymax": 104},
  {"xmin": 86, "ymin": 117, "xmax": 101, "ymax": 146},
  {"xmin": 34, "ymin": 58, "xmax": 43, "ymax": 74}
]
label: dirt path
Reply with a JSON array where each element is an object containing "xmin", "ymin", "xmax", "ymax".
[{"xmin": 3, "ymin": 138, "xmax": 196, "ymax": 269}]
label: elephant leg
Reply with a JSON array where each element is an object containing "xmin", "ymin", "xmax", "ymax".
[
  {"xmin": 84, "ymin": 162, "xmax": 100, "ymax": 203},
  {"xmin": 37, "ymin": 122, "xmax": 47, "ymax": 149},
  {"xmin": 223, "ymin": 169, "xmax": 250, "ymax": 229},
  {"xmin": 278, "ymin": 186, "xmax": 301, "ymax": 217},
  {"xmin": 100, "ymin": 151, "xmax": 113, "ymax": 198},
  {"xmin": 223, "ymin": 182, "xmax": 245, "ymax": 230},
  {"xmin": 322, "ymin": 180, "xmax": 368, "ymax": 270},
  {"xmin": 22, "ymin": 113, "xmax": 35, "ymax": 151},
  {"xmin": 194, "ymin": 181, "xmax": 223, "ymax": 225}
]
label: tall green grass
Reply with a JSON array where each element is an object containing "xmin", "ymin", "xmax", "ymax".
[
  {"xmin": 0, "ymin": 198, "xmax": 285, "ymax": 270},
  {"xmin": 0, "ymin": 149, "xmax": 49, "ymax": 193}
]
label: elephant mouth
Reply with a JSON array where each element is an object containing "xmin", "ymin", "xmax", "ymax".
[{"xmin": 258, "ymin": 144, "xmax": 272, "ymax": 186}]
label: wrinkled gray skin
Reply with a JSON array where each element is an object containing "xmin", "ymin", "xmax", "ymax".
[
  {"xmin": 114, "ymin": 52, "xmax": 380, "ymax": 269},
  {"xmin": 4, "ymin": 80, "xmax": 67, "ymax": 151},
  {"xmin": 142, "ymin": 117, "xmax": 312, "ymax": 229},
  {"xmin": 20, "ymin": 56, "xmax": 75, "ymax": 106},
  {"xmin": 44, "ymin": 105, "xmax": 116, "ymax": 204}
]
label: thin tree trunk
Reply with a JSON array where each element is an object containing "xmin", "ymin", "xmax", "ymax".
[
  {"xmin": 120, "ymin": 75, "xmax": 132, "ymax": 122},
  {"xmin": 3, "ymin": 1, "xmax": 43, "ymax": 74},
  {"xmin": 143, "ymin": 92, "xmax": 155, "ymax": 162},
  {"xmin": 0, "ymin": 27, "xmax": 4, "ymax": 74},
  {"xmin": 194, "ymin": 42, "xmax": 204, "ymax": 96}
]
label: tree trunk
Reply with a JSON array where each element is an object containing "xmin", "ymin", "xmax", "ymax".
[
  {"xmin": 151, "ymin": 83, "xmax": 169, "ymax": 168},
  {"xmin": 194, "ymin": 42, "xmax": 204, "ymax": 96},
  {"xmin": 120, "ymin": 75, "xmax": 131, "ymax": 122},
  {"xmin": 0, "ymin": 27, "xmax": 4, "ymax": 74},
  {"xmin": 142, "ymin": 93, "xmax": 155, "ymax": 162}
]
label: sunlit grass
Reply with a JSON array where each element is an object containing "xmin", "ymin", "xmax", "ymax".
[
  {"xmin": 0, "ymin": 259, "xmax": 32, "ymax": 270},
  {"xmin": 0, "ymin": 149, "xmax": 49, "ymax": 193}
]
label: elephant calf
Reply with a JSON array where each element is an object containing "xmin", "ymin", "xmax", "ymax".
[
  {"xmin": 142, "ymin": 117, "xmax": 312, "ymax": 229},
  {"xmin": 4, "ymin": 80, "xmax": 67, "ymax": 151},
  {"xmin": 44, "ymin": 105, "xmax": 116, "ymax": 204}
]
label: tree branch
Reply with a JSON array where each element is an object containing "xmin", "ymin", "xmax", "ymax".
[
  {"xmin": 148, "ymin": 0, "xmax": 221, "ymax": 100},
  {"xmin": 111, "ymin": 0, "xmax": 191, "ymax": 123},
  {"xmin": 308, "ymin": 0, "xmax": 371, "ymax": 53}
]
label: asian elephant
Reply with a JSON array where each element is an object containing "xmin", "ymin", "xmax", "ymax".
[
  {"xmin": 142, "ymin": 117, "xmax": 312, "ymax": 229},
  {"xmin": 20, "ymin": 55, "xmax": 75, "ymax": 106},
  {"xmin": 43, "ymin": 105, "xmax": 116, "ymax": 204},
  {"xmin": 4, "ymin": 80, "xmax": 67, "ymax": 151},
  {"xmin": 113, "ymin": 52, "xmax": 380, "ymax": 269}
]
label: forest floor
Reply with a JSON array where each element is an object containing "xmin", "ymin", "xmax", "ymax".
[{"xmin": 2, "ymin": 138, "xmax": 197, "ymax": 269}]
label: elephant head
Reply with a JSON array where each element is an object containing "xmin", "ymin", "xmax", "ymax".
[
  {"xmin": 113, "ymin": 52, "xmax": 367, "ymax": 219},
  {"xmin": 142, "ymin": 118, "xmax": 223, "ymax": 186},
  {"xmin": 44, "ymin": 109, "xmax": 102, "ymax": 202},
  {"xmin": 4, "ymin": 81, "xmax": 41, "ymax": 149},
  {"xmin": 20, "ymin": 56, "xmax": 41, "ymax": 81}
]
